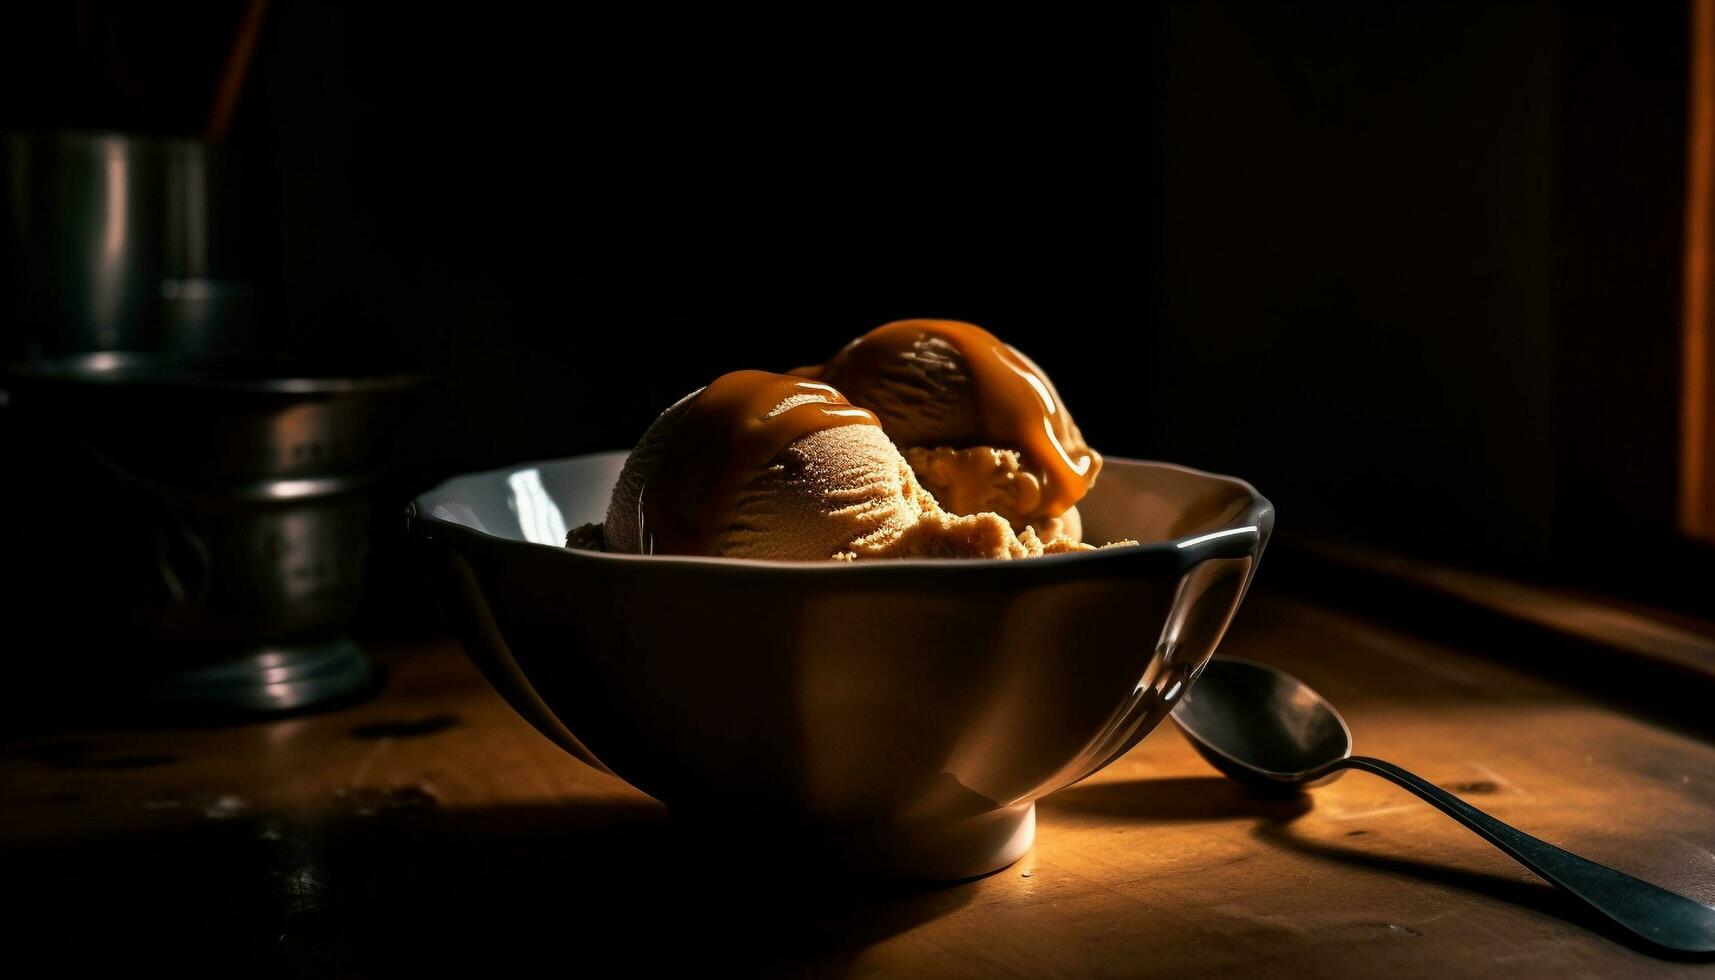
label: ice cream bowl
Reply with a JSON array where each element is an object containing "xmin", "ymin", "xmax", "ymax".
[{"xmin": 409, "ymin": 452, "xmax": 1272, "ymax": 880}]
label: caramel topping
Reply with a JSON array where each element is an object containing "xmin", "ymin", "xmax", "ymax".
[
  {"xmin": 638, "ymin": 370, "xmax": 880, "ymax": 556},
  {"xmin": 800, "ymin": 319, "xmax": 1099, "ymax": 521}
]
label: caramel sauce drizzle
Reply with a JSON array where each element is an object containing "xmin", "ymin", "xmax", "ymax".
[
  {"xmin": 638, "ymin": 370, "xmax": 880, "ymax": 556},
  {"xmin": 800, "ymin": 319, "xmax": 1099, "ymax": 521}
]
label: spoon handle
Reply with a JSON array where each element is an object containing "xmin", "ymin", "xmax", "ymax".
[{"xmin": 1340, "ymin": 755, "xmax": 1715, "ymax": 954}]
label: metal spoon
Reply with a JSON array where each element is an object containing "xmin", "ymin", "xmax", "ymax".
[{"xmin": 1171, "ymin": 656, "xmax": 1715, "ymax": 954}]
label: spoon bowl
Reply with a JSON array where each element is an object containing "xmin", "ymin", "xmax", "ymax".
[{"xmin": 1172, "ymin": 656, "xmax": 1352, "ymax": 791}]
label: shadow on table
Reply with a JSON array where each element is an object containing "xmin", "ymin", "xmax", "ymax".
[
  {"xmin": 1, "ymin": 797, "xmax": 977, "ymax": 975},
  {"xmin": 1250, "ymin": 822, "xmax": 1715, "ymax": 961},
  {"xmin": 1040, "ymin": 775, "xmax": 1313, "ymax": 824},
  {"xmin": 1042, "ymin": 775, "xmax": 1709, "ymax": 959}
]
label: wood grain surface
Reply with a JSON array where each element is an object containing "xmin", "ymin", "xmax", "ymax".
[{"xmin": 4, "ymin": 594, "xmax": 1713, "ymax": 977}]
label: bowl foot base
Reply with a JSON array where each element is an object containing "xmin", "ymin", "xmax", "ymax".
[
  {"xmin": 883, "ymin": 801, "xmax": 1035, "ymax": 881},
  {"xmin": 673, "ymin": 801, "xmax": 1035, "ymax": 883}
]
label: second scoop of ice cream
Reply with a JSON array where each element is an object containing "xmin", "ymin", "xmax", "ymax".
[{"xmin": 798, "ymin": 319, "xmax": 1103, "ymax": 535}]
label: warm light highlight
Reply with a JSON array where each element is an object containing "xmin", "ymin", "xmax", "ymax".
[{"xmin": 1683, "ymin": 0, "xmax": 1715, "ymax": 542}]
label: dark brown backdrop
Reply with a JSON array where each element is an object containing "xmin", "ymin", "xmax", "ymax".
[{"xmin": 1, "ymin": 1, "xmax": 1704, "ymax": 620}]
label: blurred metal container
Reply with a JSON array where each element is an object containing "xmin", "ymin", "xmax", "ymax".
[
  {"xmin": 1, "ymin": 132, "xmax": 417, "ymax": 717},
  {"xmin": 2, "ymin": 131, "xmax": 265, "ymax": 358},
  {"xmin": 2, "ymin": 353, "xmax": 419, "ymax": 715}
]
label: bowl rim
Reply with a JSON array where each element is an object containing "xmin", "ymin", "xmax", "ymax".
[{"xmin": 409, "ymin": 452, "xmax": 1273, "ymax": 576}]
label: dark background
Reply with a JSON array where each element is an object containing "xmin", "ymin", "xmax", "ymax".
[{"xmin": 2, "ymin": 1, "xmax": 1707, "ymax": 617}]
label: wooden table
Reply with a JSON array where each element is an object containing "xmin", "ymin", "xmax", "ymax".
[{"xmin": 5, "ymin": 594, "xmax": 1714, "ymax": 977}]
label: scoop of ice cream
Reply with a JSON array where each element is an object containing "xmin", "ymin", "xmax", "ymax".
[
  {"xmin": 799, "ymin": 320, "xmax": 1102, "ymax": 535},
  {"xmin": 586, "ymin": 370, "xmax": 1092, "ymax": 561},
  {"xmin": 903, "ymin": 445, "xmax": 1083, "ymax": 542}
]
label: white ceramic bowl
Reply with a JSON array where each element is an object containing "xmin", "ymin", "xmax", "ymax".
[{"xmin": 410, "ymin": 453, "xmax": 1271, "ymax": 879}]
